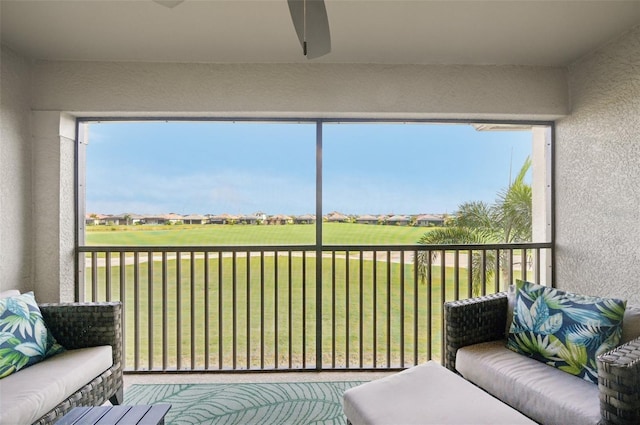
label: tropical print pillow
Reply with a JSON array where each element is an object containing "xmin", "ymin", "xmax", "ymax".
[
  {"xmin": 507, "ymin": 280, "xmax": 626, "ymax": 384},
  {"xmin": 0, "ymin": 292, "xmax": 65, "ymax": 379}
]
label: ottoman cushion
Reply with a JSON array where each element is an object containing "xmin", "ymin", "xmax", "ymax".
[{"xmin": 343, "ymin": 361, "xmax": 535, "ymax": 425}]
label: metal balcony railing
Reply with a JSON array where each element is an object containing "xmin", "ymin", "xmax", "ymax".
[{"xmin": 76, "ymin": 243, "xmax": 552, "ymax": 372}]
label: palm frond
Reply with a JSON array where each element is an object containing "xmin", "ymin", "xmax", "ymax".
[
  {"xmin": 495, "ymin": 157, "xmax": 532, "ymax": 242},
  {"xmin": 414, "ymin": 158, "xmax": 532, "ymax": 295},
  {"xmin": 564, "ymin": 323, "xmax": 609, "ymax": 350},
  {"xmin": 450, "ymin": 201, "xmax": 496, "ymax": 231},
  {"xmin": 562, "ymin": 307, "xmax": 616, "ymax": 326},
  {"xmin": 417, "ymin": 227, "xmax": 489, "ymax": 246},
  {"xmin": 557, "ymin": 339, "xmax": 589, "ymax": 375},
  {"xmin": 416, "ymin": 227, "xmax": 494, "ymax": 294},
  {"xmin": 596, "ymin": 299, "xmax": 626, "ymax": 322}
]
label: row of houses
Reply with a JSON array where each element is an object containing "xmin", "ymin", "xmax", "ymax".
[
  {"xmin": 327, "ymin": 212, "xmax": 445, "ymax": 226},
  {"xmin": 85, "ymin": 212, "xmax": 446, "ymax": 227}
]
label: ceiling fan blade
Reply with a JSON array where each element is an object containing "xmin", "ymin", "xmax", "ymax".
[
  {"xmin": 287, "ymin": 0, "xmax": 331, "ymax": 59},
  {"xmin": 153, "ymin": 0, "xmax": 185, "ymax": 8}
]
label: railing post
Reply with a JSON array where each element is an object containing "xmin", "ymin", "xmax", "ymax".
[{"xmin": 315, "ymin": 120, "xmax": 323, "ymax": 371}]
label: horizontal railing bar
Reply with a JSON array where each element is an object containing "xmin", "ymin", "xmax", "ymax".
[
  {"xmin": 325, "ymin": 243, "xmax": 553, "ymax": 251},
  {"xmin": 78, "ymin": 245, "xmax": 317, "ymax": 253},
  {"xmin": 78, "ymin": 242, "xmax": 552, "ymax": 253}
]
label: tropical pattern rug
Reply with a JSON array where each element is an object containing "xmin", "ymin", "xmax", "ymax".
[{"xmin": 124, "ymin": 381, "xmax": 366, "ymax": 425}]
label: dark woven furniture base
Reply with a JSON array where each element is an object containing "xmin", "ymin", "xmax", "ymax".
[
  {"xmin": 598, "ymin": 338, "xmax": 640, "ymax": 425},
  {"xmin": 32, "ymin": 302, "xmax": 123, "ymax": 425},
  {"xmin": 444, "ymin": 292, "xmax": 640, "ymax": 425}
]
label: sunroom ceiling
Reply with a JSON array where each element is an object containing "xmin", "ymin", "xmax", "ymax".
[{"xmin": 1, "ymin": 1, "xmax": 639, "ymax": 66}]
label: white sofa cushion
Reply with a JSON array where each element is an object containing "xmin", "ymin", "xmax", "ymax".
[
  {"xmin": 456, "ymin": 340, "xmax": 600, "ymax": 425},
  {"xmin": 0, "ymin": 346, "xmax": 112, "ymax": 425}
]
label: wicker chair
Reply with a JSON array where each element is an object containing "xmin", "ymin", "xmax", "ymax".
[
  {"xmin": 444, "ymin": 292, "xmax": 640, "ymax": 425},
  {"xmin": 32, "ymin": 302, "xmax": 124, "ymax": 425}
]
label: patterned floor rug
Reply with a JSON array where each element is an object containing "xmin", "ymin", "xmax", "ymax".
[{"xmin": 124, "ymin": 381, "xmax": 366, "ymax": 425}]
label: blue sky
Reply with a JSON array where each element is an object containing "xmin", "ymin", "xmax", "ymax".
[{"xmin": 86, "ymin": 121, "xmax": 532, "ymax": 216}]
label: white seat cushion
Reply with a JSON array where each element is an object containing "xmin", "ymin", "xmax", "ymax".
[
  {"xmin": 0, "ymin": 346, "xmax": 113, "ymax": 425},
  {"xmin": 343, "ymin": 360, "xmax": 536, "ymax": 424},
  {"xmin": 456, "ymin": 340, "xmax": 600, "ymax": 425}
]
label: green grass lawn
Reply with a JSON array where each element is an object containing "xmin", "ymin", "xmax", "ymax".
[
  {"xmin": 86, "ymin": 222, "xmax": 433, "ymax": 246},
  {"xmin": 83, "ymin": 223, "xmax": 505, "ymax": 371}
]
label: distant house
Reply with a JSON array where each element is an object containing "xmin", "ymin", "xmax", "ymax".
[
  {"xmin": 238, "ymin": 214, "xmax": 260, "ymax": 225},
  {"xmin": 386, "ymin": 215, "xmax": 410, "ymax": 226},
  {"xmin": 209, "ymin": 214, "xmax": 231, "ymax": 225},
  {"xmin": 106, "ymin": 213, "xmax": 143, "ymax": 225},
  {"xmin": 355, "ymin": 214, "xmax": 378, "ymax": 225},
  {"xmin": 141, "ymin": 215, "xmax": 167, "ymax": 225},
  {"xmin": 326, "ymin": 212, "xmax": 349, "ymax": 223},
  {"xmin": 99, "ymin": 214, "xmax": 114, "ymax": 225},
  {"xmin": 104, "ymin": 215, "xmax": 124, "ymax": 225},
  {"xmin": 293, "ymin": 214, "xmax": 315, "ymax": 224},
  {"xmin": 415, "ymin": 214, "xmax": 445, "ymax": 227},
  {"xmin": 128, "ymin": 213, "xmax": 144, "ymax": 224},
  {"xmin": 87, "ymin": 213, "xmax": 145, "ymax": 225},
  {"xmin": 267, "ymin": 214, "xmax": 292, "ymax": 225},
  {"xmin": 85, "ymin": 213, "xmax": 108, "ymax": 226},
  {"xmin": 165, "ymin": 213, "xmax": 184, "ymax": 224},
  {"xmin": 183, "ymin": 214, "xmax": 206, "ymax": 224}
]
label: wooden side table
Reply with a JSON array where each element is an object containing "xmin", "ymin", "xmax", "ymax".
[{"xmin": 56, "ymin": 404, "xmax": 171, "ymax": 425}]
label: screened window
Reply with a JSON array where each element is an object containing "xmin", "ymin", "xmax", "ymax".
[{"xmin": 79, "ymin": 120, "xmax": 551, "ymax": 247}]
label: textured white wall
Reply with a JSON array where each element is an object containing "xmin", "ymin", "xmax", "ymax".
[
  {"xmin": 31, "ymin": 62, "xmax": 567, "ymax": 120},
  {"xmin": 0, "ymin": 47, "xmax": 33, "ymax": 293},
  {"xmin": 31, "ymin": 112, "xmax": 76, "ymax": 302},
  {"xmin": 555, "ymin": 25, "xmax": 640, "ymax": 303}
]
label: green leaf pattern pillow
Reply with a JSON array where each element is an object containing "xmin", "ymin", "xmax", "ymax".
[
  {"xmin": 507, "ymin": 281, "xmax": 626, "ymax": 384},
  {"xmin": 0, "ymin": 292, "xmax": 65, "ymax": 379}
]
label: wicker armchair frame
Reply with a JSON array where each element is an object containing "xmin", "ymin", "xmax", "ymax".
[
  {"xmin": 443, "ymin": 292, "xmax": 508, "ymax": 371},
  {"xmin": 444, "ymin": 293, "xmax": 640, "ymax": 425},
  {"xmin": 32, "ymin": 302, "xmax": 123, "ymax": 425}
]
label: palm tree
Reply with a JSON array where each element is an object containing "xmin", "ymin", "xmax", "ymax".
[{"xmin": 417, "ymin": 157, "xmax": 532, "ymax": 295}]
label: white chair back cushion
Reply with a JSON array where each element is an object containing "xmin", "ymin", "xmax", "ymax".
[
  {"xmin": 622, "ymin": 304, "xmax": 640, "ymax": 344},
  {"xmin": 0, "ymin": 290, "xmax": 20, "ymax": 299}
]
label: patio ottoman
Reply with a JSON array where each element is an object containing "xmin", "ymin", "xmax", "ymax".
[{"xmin": 343, "ymin": 361, "xmax": 536, "ymax": 424}]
